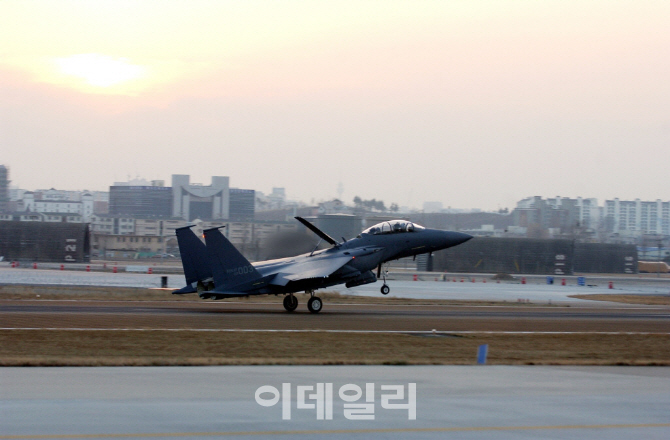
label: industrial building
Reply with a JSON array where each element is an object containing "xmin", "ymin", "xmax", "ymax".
[
  {"xmin": 0, "ymin": 221, "xmax": 90, "ymax": 262},
  {"xmin": 433, "ymin": 237, "xmax": 637, "ymax": 275},
  {"xmin": 94, "ymin": 220, "xmax": 299, "ymax": 261},
  {"xmin": 229, "ymin": 188, "xmax": 255, "ymax": 221},
  {"xmin": 109, "ymin": 184, "xmax": 173, "ymax": 217},
  {"xmin": 109, "ymin": 175, "xmax": 254, "ymax": 221}
]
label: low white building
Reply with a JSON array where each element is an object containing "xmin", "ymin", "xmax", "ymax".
[{"xmin": 21, "ymin": 192, "xmax": 94, "ymax": 222}]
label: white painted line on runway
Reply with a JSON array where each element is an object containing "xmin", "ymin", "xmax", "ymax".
[
  {"xmin": 2, "ymin": 328, "xmax": 669, "ymax": 335},
  {"xmin": 1, "ymin": 422, "xmax": 669, "ymax": 439}
]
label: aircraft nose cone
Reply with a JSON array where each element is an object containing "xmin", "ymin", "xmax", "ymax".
[
  {"xmin": 424, "ymin": 230, "xmax": 473, "ymax": 251},
  {"xmin": 451, "ymin": 232, "xmax": 473, "ymax": 246},
  {"xmin": 436, "ymin": 231, "xmax": 472, "ymax": 249}
]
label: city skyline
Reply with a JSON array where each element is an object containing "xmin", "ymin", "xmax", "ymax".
[
  {"xmin": 6, "ymin": 172, "xmax": 670, "ymax": 216},
  {"xmin": 2, "ymin": 1, "xmax": 669, "ymax": 211}
]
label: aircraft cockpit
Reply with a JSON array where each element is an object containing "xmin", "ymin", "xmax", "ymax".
[{"xmin": 361, "ymin": 220, "xmax": 425, "ymax": 235}]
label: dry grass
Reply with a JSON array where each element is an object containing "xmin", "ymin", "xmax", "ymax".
[
  {"xmin": 0, "ymin": 285, "xmax": 191, "ymax": 301},
  {"xmin": 570, "ymin": 294, "xmax": 670, "ymax": 306},
  {"xmin": 2, "ymin": 284, "xmax": 669, "ymax": 366},
  {"xmin": 1, "ymin": 330, "xmax": 669, "ymax": 366}
]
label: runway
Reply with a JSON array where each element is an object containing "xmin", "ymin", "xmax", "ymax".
[
  {"xmin": 2, "ymin": 282, "xmax": 669, "ymax": 438},
  {"xmin": 1, "ymin": 366, "xmax": 669, "ymax": 439},
  {"xmin": 2, "ymin": 299, "xmax": 669, "ymax": 332}
]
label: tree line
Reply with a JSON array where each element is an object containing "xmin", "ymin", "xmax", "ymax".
[{"xmin": 353, "ymin": 196, "xmax": 399, "ymax": 212}]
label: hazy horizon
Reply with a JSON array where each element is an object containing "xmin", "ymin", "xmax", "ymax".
[{"xmin": 2, "ymin": 1, "xmax": 669, "ymax": 211}]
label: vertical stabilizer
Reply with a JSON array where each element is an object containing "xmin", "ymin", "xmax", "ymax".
[
  {"xmin": 173, "ymin": 226, "xmax": 212, "ymax": 293},
  {"xmin": 204, "ymin": 227, "xmax": 262, "ymax": 291}
]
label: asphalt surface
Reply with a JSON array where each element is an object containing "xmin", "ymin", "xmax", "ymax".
[
  {"xmin": 2, "ymin": 300, "xmax": 669, "ymax": 332},
  {"xmin": 1, "ymin": 366, "xmax": 669, "ymax": 439}
]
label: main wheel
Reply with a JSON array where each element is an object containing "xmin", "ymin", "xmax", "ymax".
[
  {"xmin": 197, "ymin": 281, "xmax": 215, "ymax": 295},
  {"xmin": 307, "ymin": 296, "xmax": 323, "ymax": 313},
  {"xmin": 380, "ymin": 284, "xmax": 390, "ymax": 295},
  {"xmin": 283, "ymin": 295, "xmax": 298, "ymax": 312}
]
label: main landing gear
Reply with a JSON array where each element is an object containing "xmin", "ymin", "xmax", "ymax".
[
  {"xmin": 283, "ymin": 294, "xmax": 298, "ymax": 312},
  {"xmin": 282, "ymin": 291, "xmax": 323, "ymax": 313},
  {"xmin": 307, "ymin": 290, "xmax": 322, "ymax": 313}
]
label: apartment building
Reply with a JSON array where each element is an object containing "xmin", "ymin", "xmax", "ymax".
[{"xmin": 604, "ymin": 199, "xmax": 670, "ymax": 236}]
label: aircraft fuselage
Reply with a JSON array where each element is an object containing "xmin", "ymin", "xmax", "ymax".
[
  {"xmin": 245, "ymin": 227, "xmax": 472, "ymax": 295},
  {"xmin": 174, "ymin": 218, "xmax": 472, "ymax": 311}
]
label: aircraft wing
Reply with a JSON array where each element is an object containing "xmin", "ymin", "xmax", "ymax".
[{"xmin": 271, "ymin": 255, "xmax": 353, "ymax": 286}]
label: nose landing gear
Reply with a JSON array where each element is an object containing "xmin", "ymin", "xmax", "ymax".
[{"xmin": 378, "ymin": 264, "xmax": 390, "ymax": 295}]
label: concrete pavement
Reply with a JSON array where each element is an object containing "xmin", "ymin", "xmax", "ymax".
[{"xmin": 1, "ymin": 366, "xmax": 669, "ymax": 439}]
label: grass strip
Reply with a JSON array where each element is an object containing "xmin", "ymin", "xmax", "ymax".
[{"xmin": 1, "ymin": 330, "xmax": 668, "ymax": 366}]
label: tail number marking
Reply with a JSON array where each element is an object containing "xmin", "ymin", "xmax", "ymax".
[{"xmin": 227, "ymin": 265, "xmax": 255, "ymax": 276}]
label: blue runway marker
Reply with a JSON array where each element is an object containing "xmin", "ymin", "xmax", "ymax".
[{"xmin": 477, "ymin": 344, "xmax": 488, "ymax": 364}]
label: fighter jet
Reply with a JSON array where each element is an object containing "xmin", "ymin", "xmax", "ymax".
[{"xmin": 173, "ymin": 217, "xmax": 472, "ymax": 313}]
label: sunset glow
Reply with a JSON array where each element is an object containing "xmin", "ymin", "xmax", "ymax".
[
  {"xmin": 55, "ymin": 54, "xmax": 146, "ymax": 88},
  {"xmin": 1, "ymin": 1, "xmax": 669, "ymax": 209}
]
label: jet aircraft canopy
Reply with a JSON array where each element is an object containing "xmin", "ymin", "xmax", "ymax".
[{"xmin": 362, "ymin": 220, "xmax": 425, "ymax": 235}]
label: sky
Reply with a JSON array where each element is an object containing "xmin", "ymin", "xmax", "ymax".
[{"xmin": 1, "ymin": 0, "xmax": 669, "ymax": 211}]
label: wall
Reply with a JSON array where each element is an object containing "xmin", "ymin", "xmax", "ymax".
[
  {"xmin": 433, "ymin": 237, "xmax": 637, "ymax": 275},
  {"xmin": 0, "ymin": 222, "xmax": 90, "ymax": 262}
]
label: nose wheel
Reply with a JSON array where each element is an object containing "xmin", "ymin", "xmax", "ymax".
[
  {"xmin": 283, "ymin": 294, "xmax": 298, "ymax": 312},
  {"xmin": 378, "ymin": 263, "xmax": 390, "ymax": 295}
]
